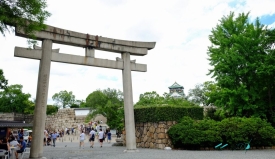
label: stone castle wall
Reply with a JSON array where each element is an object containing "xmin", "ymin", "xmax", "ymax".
[
  {"xmin": 45, "ymin": 108, "xmax": 86, "ymax": 131},
  {"xmin": 134, "ymin": 121, "xmax": 177, "ymax": 149},
  {"xmin": 0, "ymin": 113, "xmax": 33, "ymax": 123}
]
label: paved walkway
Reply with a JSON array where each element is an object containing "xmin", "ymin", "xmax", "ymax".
[{"xmin": 22, "ymin": 135, "xmax": 275, "ymax": 159}]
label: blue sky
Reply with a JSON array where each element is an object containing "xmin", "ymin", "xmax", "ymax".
[
  {"xmin": 259, "ymin": 14, "xmax": 275, "ymax": 25},
  {"xmin": 1, "ymin": 0, "xmax": 275, "ymax": 104}
]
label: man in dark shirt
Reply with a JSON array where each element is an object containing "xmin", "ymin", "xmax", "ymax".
[{"xmin": 15, "ymin": 136, "xmax": 26, "ymax": 159}]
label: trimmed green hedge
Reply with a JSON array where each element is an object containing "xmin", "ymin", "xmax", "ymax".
[
  {"xmin": 167, "ymin": 116, "xmax": 275, "ymax": 149},
  {"xmin": 134, "ymin": 105, "xmax": 203, "ymax": 123}
]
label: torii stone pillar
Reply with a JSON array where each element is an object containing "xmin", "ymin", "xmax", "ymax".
[
  {"xmin": 122, "ymin": 52, "xmax": 136, "ymax": 151},
  {"xmin": 30, "ymin": 40, "xmax": 52, "ymax": 158}
]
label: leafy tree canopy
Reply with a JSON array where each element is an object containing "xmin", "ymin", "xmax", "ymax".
[
  {"xmin": 52, "ymin": 90, "xmax": 75, "ymax": 109},
  {"xmin": 0, "ymin": 69, "xmax": 8, "ymax": 90},
  {"xmin": 187, "ymin": 81, "xmax": 219, "ymax": 106},
  {"xmin": 207, "ymin": 12, "xmax": 275, "ymax": 124},
  {"xmin": 86, "ymin": 88, "xmax": 124, "ymax": 131},
  {"xmin": 0, "ymin": 0, "xmax": 51, "ymax": 42},
  {"xmin": 0, "ymin": 84, "xmax": 31, "ymax": 113},
  {"xmin": 135, "ymin": 91, "xmax": 198, "ymax": 107},
  {"xmin": 46, "ymin": 104, "xmax": 58, "ymax": 115}
]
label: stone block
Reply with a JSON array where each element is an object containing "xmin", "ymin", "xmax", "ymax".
[
  {"xmin": 160, "ymin": 128, "xmax": 165, "ymax": 133},
  {"xmin": 162, "ymin": 139, "xmax": 168, "ymax": 144},
  {"xmin": 136, "ymin": 131, "xmax": 140, "ymax": 137},
  {"xmin": 158, "ymin": 133, "xmax": 165, "ymax": 139},
  {"xmin": 143, "ymin": 135, "xmax": 148, "ymax": 142},
  {"xmin": 149, "ymin": 142, "xmax": 154, "ymax": 148},
  {"xmin": 154, "ymin": 133, "xmax": 158, "ymax": 139},
  {"xmin": 156, "ymin": 128, "xmax": 160, "ymax": 133},
  {"xmin": 145, "ymin": 142, "xmax": 149, "ymax": 148},
  {"xmin": 157, "ymin": 144, "xmax": 165, "ymax": 149},
  {"xmin": 156, "ymin": 139, "xmax": 162, "ymax": 144},
  {"xmin": 149, "ymin": 126, "xmax": 155, "ymax": 133},
  {"xmin": 167, "ymin": 121, "xmax": 173, "ymax": 126},
  {"xmin": 150, "ymin": 132, "xmax": 154, "ymax": 138},
  {"xmin": 158, "ymin": 124, "xmax": 164, "ymax": 128},
  {"xmin": 140, "ymin": 142, "xmax": 144, "ymax": 148}
]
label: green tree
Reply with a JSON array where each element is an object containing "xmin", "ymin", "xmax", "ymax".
[
  {"xmin": 207, "ymin": 12, "xmax": 275, "ymax": 123},
  {"xmin": 52, "ymin": 90, "xmax": 75, "ymax": 109},
  {"xmin": 187, "ymin": 81, "xmax": 219, "ymax": 106},
  {"xmin": 46, "ymin": 104, "xmax": 58, "ymax": 115},
  {"xmin": 0, "ymin": 84, "xmax": 31, "ymax": 113},
  {"xmin": 86, "ymin": 88, "xmax": 124, "ymax": 130},
  {"xmin": 135, "ymin": 91, "xmax": 164, "ymax": 106},
  {"xmin": 0, "ymin": 0, "xmax": 51, "ymax": 44},
  {"xmin": 135, "ymin": 91, "xmax": 197, "ymax": 107},
  {"xmin": 0, "ymin": 69, "xmax": 8, "ymax": 90},
  {"xmin": 24, "ymin": 99, "xmax": 35, "ymax": 114}
]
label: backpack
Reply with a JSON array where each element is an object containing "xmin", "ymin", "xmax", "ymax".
[{"xmin": 89, "ymin": 133, "xmax": 95, "ymax": 142}]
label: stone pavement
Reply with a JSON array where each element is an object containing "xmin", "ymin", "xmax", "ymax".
[{"xmin": 22, "ymin": 135, "xmax": 275, "ymax": 159}]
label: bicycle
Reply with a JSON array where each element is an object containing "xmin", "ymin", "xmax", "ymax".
[{"xmin": 232, "ymin": 139, "xmax": 252, "ymax": 153}]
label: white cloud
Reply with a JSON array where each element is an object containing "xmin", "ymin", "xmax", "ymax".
[{"xmin": 1, "ymin": 0, "xmax": 275, "ymax": 104}]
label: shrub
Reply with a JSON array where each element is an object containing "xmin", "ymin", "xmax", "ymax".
[
  {"xmin": 168, "ymin": 117, "xmax": 275, "ymax": 149},
  {"xmin": 217, "ymin": 117, "xmax": 275, "ymax": 147},
  {"xmin": 168, "ymin": 117, "xmax": 222, "ymax": 149},
  {"xmin": 134, "ymin": 106, "xmax": 203, "ymax": 123}
]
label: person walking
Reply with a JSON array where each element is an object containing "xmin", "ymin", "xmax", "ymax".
[
  {"xmin": 51, "ymin": 131, "xmax": 58, "ymax": 147},
  {"xmin": 107, "ymin": 130, "xmax": 112, "ymax": 143},
  {"xmin": 79, "ymin": 130, "xmax": 85, "ymax": 149},
  {"xmin": 89, "ymin": 128, "xmax": 96, "ymax": 148},
  {"xmin": 98, "ymin": 129, "xmax": 104, "ymax": 148}
]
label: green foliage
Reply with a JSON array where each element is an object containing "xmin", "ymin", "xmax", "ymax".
[
  {"xmin": 135, "ymin": 91, "xmax": 163, "ymax": 106},
  {"xmin": 134, "ymin": 106, "xmax": 203, "ymax": 123},
  {"xmin": 85, "ymin": 88, "xmax": 124, "ymax": 131},
  {"xmin": 46, "ymin": 105, "xmax": 58, "ymax": 115},
  {"xmin": 0, "ymin": 0, "xmax": 51, "ymax": 45},
  {"xmin": 167, "ymin": 117, "xmax": 275, "ymax": 149},
  {"xmin": 187, "ymin": 81, "xmax": 218, "ymax": 106},
  {"xmin": 135, "ymin": 91, "xmax": 197, "ymax": 108},
  {"xmin": 218, "ymin": 117, "xmax": 275, "ymax": 147},
  {"xmin": 52, "ymin": 90, "xmax": 75, "ymax": 109},
  {"xmin": 0, "ymin": 84, "xmax": 31, "ymax": 113},
  {"xmin": 75, "ymin": 99, "xmax": 86, "ymax": 108},
  {"xmin": 23, "ymin": 99, "xmax": 35, "ymax": 114},
  {"xmin": 167, "ymin": 117, "xmax": 222, "ymax": 149},
  {"xmin": 207, "ymin": 12, "xmax": 275, "ymax": 124},
  {"xmin": 0, "ymin": 69, "xmax": 8, "ymax": 90},
  {"xmin": 70, "ymin": 104, "xmax": 79, "ymax": 108}
]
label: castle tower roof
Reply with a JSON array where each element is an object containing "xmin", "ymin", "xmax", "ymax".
[{"xmin": 168, "ymin": 82, "xmax": 184, "ymax": 89}]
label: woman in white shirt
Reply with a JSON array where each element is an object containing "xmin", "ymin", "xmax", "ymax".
[
  {"xmin": 98, "ymin": 129, "xmax": 104, "ymax": 148},
  {"xmin": 79, "ymin": 131, "xmax": 85, "ymax": 149}
]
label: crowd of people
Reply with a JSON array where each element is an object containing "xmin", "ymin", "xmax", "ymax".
[
  {"xmin": 42, "ymin": 121, "xmax": 115, "ymax": 149},
  {"xmin": 0, "ymin": 129, "xmax": 28, "ymax": 159}
]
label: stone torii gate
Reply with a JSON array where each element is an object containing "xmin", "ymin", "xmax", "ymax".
[{"xmin": 14, "ymin": 25, "xmax": 155, "ymax": 158}]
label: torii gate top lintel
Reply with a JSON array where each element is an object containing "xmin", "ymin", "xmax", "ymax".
[{"xmin": 15, "ymin": 24, "xmax": 156, "ymax": 56}]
